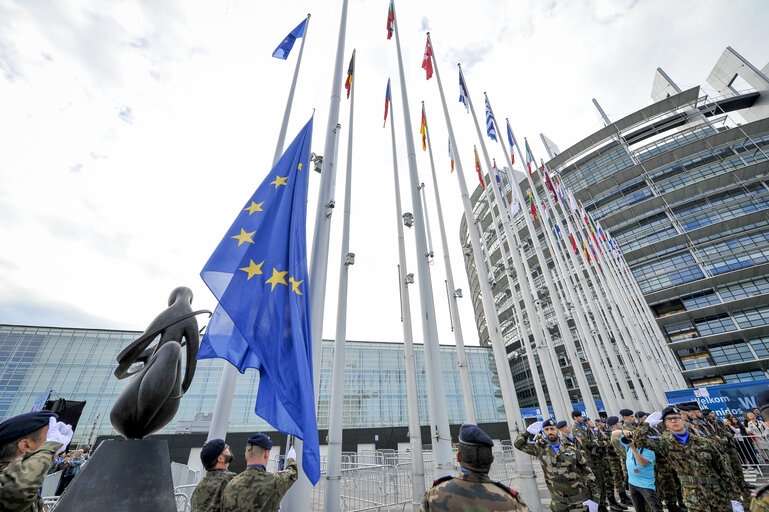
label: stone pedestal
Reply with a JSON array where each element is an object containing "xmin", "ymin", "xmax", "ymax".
[{"xmin": 54, "ymin": 438, "xmax": 177, "ymax": 512}]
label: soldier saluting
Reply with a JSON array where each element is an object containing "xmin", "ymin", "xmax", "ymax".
[
  {"xmin": 515, "ymin": 418, "xmax": 600, "ymax": 512},
  {"xmin": 419, "ymin": 424, "xmax": 529, "ymax": 511},
  {"xmin": 0, "ymin": 411, "xmax": 73, "ymax": 512}
]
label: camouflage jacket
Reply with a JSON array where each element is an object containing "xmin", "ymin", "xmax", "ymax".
[
  {"xmin": 0, "ymin": 441, "xmax": 61, "ymax": 512},
  {"xmin": 220, "ymin": 459, "xmax": 297, "ymax": 512},
  {"xmin": 751, "ymin": 484, "xmax": 769, "ymax": 512},
  {"xmin": 418, "ymin": 470, "xmax": 530, "ymax": 511},
  {"xmin": 633, "ymin": 423, "xmax": 735, "ymax": 511},
  {"xmin": 571, "ymin": 423, "xmax": 595, "ymax": 457},
  {"xmin": 514, "ymin": 432, "xmax": 599, "ymax": 509},
  {"xmin": 190, "ymin": 469, "xmax": 237, "ymax": 512}
]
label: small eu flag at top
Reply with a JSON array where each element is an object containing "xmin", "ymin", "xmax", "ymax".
[
  {"xmin": 197, "ymin": 117, "xmax": 319, "ymax": 484},
  {"xmin": 272, "ymin": 17, "xmax": 308, "ymax": 60}
]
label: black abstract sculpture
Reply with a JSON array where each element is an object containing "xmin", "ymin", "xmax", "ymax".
[{"xmin": 110, "ymin": 286, "xmax": 210, "ymax": 439}]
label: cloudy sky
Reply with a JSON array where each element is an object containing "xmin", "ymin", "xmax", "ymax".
[{"xmin": 1, "ymin": 0, "xmax": 767, "ymax": 347}]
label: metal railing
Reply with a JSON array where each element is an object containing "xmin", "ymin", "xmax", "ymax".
[{"xmin": 733, "ymin": 431, "xmax": 769, "ymax": 476}]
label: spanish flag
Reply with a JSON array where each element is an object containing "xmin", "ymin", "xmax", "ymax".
[{"xmin": 420, "ymin": 105, "xmax": 427, "ymax": 151}]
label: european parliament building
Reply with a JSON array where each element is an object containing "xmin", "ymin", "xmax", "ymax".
[
  {"xmin": 461, "ymin": 47, "xmax": 769, "ymax": 408},
  {"xmin": 0, "ymin": 323, "xmax": 506, "ymax": 448}
]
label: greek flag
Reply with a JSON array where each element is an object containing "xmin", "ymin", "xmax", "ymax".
[
  {"xmin": 459, "ymin": 72, "xmax": 469, "ymax": 112},
  {"xmin": 485, "ymin": 98, "xmax": 497, "ymax": 141}
]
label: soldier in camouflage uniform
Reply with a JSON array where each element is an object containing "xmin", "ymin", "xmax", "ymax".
[
  {"xmin": 420, "ymin": 424, "xmax": 530, "ymax": 511},
  {"xmin": 593, "ymin": 418, "xmax": 624, "ymax": 512},
  {"xmin": 571, "ymin": 411, "xmax": 610, "ymax": 512},
  {"xmin": 606, "ymin": 416, "xmax": 631, "ymax": 507},
  {"xmin": 0, "ymin": 411, "xmax": 73, "ymax": 512},
  {"xmin": 698, "ymin": 405, "xmax": 753, "ymax": 502},
  {"xmin": 633, "ymin": 412, "xmax": 681, "ymax": 512},
  {"xmin": 220, "ymin": 433, "xmax": 297, "ymax": 512},
  {"xmin": 633, "ymin": 406, "xmax": 742, "ymax": 512},
  {"xmin": 190, "ymin": 438, "xmax": 237, "ymax": 512},
  {"xmin": 515, "ymin": 418, "xmax": 600, "ymax": 512}
]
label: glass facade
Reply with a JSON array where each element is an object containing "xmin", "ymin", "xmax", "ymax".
[
  {"xmin": 460, "ymin": 49, "xmax": 769, "ymax": 402},
  {"xmin": 0, "ymin": 324, "xmax": 505, "ymax": 444}
]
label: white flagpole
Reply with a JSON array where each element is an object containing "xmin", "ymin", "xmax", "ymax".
[
  {"xmin": 462, "ymin": 72, "xmax": 597, "ymax": 419},
  {"xmin": 482, "ymin": 189, "xmax": 570, "ymax": 418},
  {"xmin": 582, "ymin": 214, "xmax": 671, "ymax": 404},
  {"xmin": 508, "ymin": 126, "xmax": 639, "ymax": 409},
  {"xmin": 500, "ymin": 123, "xmax": 619, "ymax": 414},
  {"xmin": 288, "ymin": 0, "xmax": 348, "ymax": 507},
  {"xmin": 391, "ymin": 4, "xmax": 453, "ymax": 476},
  {"xmin": 549, "ymin": 175, "xmax": 642, "ymax": 409},
  {"xmin": 389, "ymin": 86, "xmax": 426, "ymax": 511},
  {"xmin": 325, "ymin": 49, "xmax": 355, "ymax": 512},
  {"xmin": 426, "ymin": 32, "xmax": 541, "ymax": 511},
  {"xmin": 422, "ymin": 103, "xmax": 476, "ymax": 424},
  {"xmin": 272, "ymin": 14, "xmax": 311, "ymax": 165},
  {"xmin": 206, "ymin": 15, "xmax": 314, "ymax": 446},
  {"xmin": 569, "ymin": 203, "xmax": 658, "ymax": 406}
]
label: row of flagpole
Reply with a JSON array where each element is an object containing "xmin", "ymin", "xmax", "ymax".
[{"xmin": 197, "ymin": 1, "xmax": 690, "ymax": 510}]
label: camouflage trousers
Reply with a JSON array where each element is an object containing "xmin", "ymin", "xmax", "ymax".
[
  {"xmin": 588, "ymin": 455, "xmax": 607, "ymax": 507},
  {"xmin": 607, "ymin": 452, "xmax": 625, "ymax": 492},
  {"xmin": 654, "ymin": 454, "xmax": 678, "ymax": 505}
]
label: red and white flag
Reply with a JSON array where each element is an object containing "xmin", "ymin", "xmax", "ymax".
[{"xmin": 422, "ymin": 37, "xmax": 433, "ymax": 80}]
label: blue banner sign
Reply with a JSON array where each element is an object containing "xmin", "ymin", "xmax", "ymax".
[{"xmin": 665, "ymin": 379, "xmax": 769, "ymax": 419}]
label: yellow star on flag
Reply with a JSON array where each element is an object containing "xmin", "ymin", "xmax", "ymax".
[
  {"xmin": 265, "ymin": 267, "xmax": 289, "ymax": 291},
  {"xmin": 297, "ymin": 163, "xmax": 302, "ymax": 171},
  {"xmin": 270, "ymin": 176, "xmax": 288, "ymax": 189},
  {"xmin": 243, "ymin": 201, "xmax": 264, "ymax": 215},
  {"xmin": 231, "ymin": 228, "xmax": 256, "ymax": 246},
  {"xmin": 288, "ymin": 276, "xmax": 303, "ymax": 295},
  {"xmin": 239, "ymin": 259, "xmax": 264, "ymax": 280}
]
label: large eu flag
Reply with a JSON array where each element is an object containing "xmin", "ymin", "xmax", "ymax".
[{"xmin": 198, "ymin": 117, "xmax": 319, "ymax": 484}]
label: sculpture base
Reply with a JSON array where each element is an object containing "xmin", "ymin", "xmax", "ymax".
[{"xmin": 54, "ymin": 438, "xmax": 177, "ymax": 512}]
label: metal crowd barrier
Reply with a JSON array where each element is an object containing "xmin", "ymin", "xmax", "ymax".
[{"xmin": 733, "ymin": 432, "xmax": 769, "ymax": 477}]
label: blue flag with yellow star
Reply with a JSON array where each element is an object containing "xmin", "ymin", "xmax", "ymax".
[
  {"xmin": 272, "ymin": 17, "xmax": 308, "ymax": 60},
  {"xmin": 198, "ymin": 116, "xmax": 319, "ymax": 484}
]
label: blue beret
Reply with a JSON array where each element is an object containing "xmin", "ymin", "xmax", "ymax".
[
  {"xmin": 758, "ymin": 390, "xmax": 769, "ymax": 410},
  {"xmin": 247, "ymin": 433, "xmax": 272, "ymax": 450},
  {"xmin": 571, "ymin": 410, "xmax": 582, "ymax": 418},
  {"xmin": 458, "ymin": 424, "xmax": 493, "ymax": 447},
  {"xmin": 556, "ymin": 420, "xmax": 568, "ymax": 429},
  {"xmin": 661, "ymin": 405, "xmax": 681, "ymax": 419},
  {"xmin": 635, "ymin": 411, "xmax": 649, "ymax": 419},
  {"xmin": 619, "ymin": 409, "xmax": 633, "ymax": 417},
  {"xmin": 0, "ymin": 411, "xmax": 57, "ymax": 444},
  {"xmin": 542, "ymin": 419, "xmax": 556, "ymax": 428},
  {"xmin": 606, "ymin": 416, "xmax": 619, "ymax": 426},
  {"xmin": 200, "ymin": 438, "xmax": 226, "ymax": 467}
]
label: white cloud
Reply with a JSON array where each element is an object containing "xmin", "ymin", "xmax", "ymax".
[{"xmin": 0, "ymin": 0, "xmax": 767, "ymax": 349}]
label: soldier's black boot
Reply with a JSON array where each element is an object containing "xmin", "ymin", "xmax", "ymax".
[
  {"xmin": 607, "ymin": 494, "xmax": 626, "ymax": 511},
  {"xmin": 618, "ymin": 490, "xmax": 632, "ymax": 506},
  {"xmin": 665, "ymin": 501, "xmax": 682, "ymax": 512}
]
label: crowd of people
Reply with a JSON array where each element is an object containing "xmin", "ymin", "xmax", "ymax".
[
  {"xmin": 4, "ymin": 395, "xmax": 769, "ymax": 512},
  {"xmin": 509, "ymin": 391, "xmax": 769, "ymax": 512}
]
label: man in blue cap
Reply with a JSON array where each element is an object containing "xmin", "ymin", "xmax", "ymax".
[
  {"xmin": 419, "ymin": 424, "xmax": 529, "ymax": 511},
  {"xmin": 570, "ymin": 411, "xmax": 612, "ymax": 511},
  {"xmin": 0, "ymin": 411, "xmax": 73, "ymax": 512},
  {"xmin": 515, "ymin": 419, "xmax": 600, "ymax": 512},
  {"xmin": 190, "ymin": 438, "xmax": 236, "ymax": 512},
  {"xmin": 220, "ymin": 433, "xmax": 297, "ymax": 512}
]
